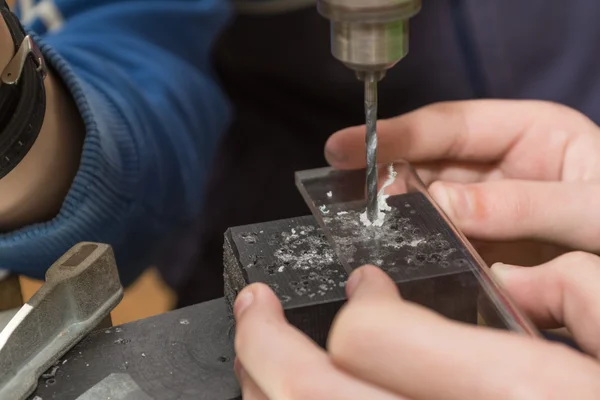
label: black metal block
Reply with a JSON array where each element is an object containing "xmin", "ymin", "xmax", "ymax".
[{"xmin": 224, "ymin": 212, "xmax": 479, "ymax": 347}]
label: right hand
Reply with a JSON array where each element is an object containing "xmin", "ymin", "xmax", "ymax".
[{"xmin": 325, "ymin": 100, "xmax": 600, "ymax": 265}]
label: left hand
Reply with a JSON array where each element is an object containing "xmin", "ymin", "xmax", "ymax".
[{"xmin": 234, "ymin": 263, "xmax": 600, "ymax": 400}]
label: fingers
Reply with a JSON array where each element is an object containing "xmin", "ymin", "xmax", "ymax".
[
  {"xmin": 234, "ymin": 358, "xmax": 270, "ymax": 400},
  {"xmin": 325, "ymin": 100, "xmax": 600, "ymax": 181},
  {"xmin": 429, "ymin": 180, "xmax": 600, "ymax": 253},
  {"xmin": 329, "ymin": 266, "xmax": 600, "ymax": 400},
  {"xmin": 492, "ymin": 252, "xmax": 600, "ymax": 358},
  {"xmin": 326, "ymin": 100, "xmax": 526, "ymax": 166},
  {"xmin": 233, "ymin": 283, "xmax": 403, "ymax": 400},
  {"xmin": 414, "ymin": 161, "xmax": 502, "ymax": 186},
  {"xmin": 376, "ymin": 161, "xmax": 499, "ymax": 196}
]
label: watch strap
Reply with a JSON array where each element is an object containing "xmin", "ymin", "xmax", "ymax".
[{"xmin": 0, "ymin": 1, "xmax": 46, "ymax": 179}]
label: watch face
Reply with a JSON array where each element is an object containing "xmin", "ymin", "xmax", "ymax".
[{"xmin": 232, "ymin": 0, "xmax": 315, "ymax": 14}]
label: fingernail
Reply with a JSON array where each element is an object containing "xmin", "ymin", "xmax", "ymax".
[
  {"xmin": 325, "ymin": 147, "xmax": 347, "ymax": 165},
  {"xmin": 234, "ymin": 290, "xmax": 254, "ymax": 318},
  {"xmin": 433, "ymin": 183, "xmax": 473, "ymax": 219},
  {"xmin": 345, "ymin": 268, "xmax": 363, "ymax": 297},
  {"xmin": 491, "ymin": 263, "xmax": 519, "ymax": 281}
]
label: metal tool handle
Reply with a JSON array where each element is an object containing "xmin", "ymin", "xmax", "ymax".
[{"xmin": 0, "ymin": 242, "xmax": 124, "ymax": 400}]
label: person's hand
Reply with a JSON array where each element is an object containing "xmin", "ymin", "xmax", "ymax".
[
  {"xmin": 324, "ymin": 100, "xmax": 600, "ymax": 265},
  {"xmin": 234, "ymin": 261, "xmax": 600, "ymax": 399}
]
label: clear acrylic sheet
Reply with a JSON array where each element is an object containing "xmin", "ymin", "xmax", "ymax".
[{"xmin": 296, "ymin": 161, "xmax": 539, "ymax": 336}]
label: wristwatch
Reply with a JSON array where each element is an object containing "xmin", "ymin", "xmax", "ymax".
[{"xmin": 0, "ymin": 1, "xmax": 46, "ymax": 180}]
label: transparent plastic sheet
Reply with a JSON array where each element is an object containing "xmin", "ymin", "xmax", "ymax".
[{"xmin": 296, "ymin": 161, "xmax": 539, "ymax": 335}]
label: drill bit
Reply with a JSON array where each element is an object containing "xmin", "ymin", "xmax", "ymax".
[{"xmin": 364, "ymin": 74, "xmax": 378, "ymax": 222}]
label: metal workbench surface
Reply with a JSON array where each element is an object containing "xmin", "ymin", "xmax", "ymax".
[{"xmin": 29, "ymin": 299, "xmax": 240, "ymax": 400}]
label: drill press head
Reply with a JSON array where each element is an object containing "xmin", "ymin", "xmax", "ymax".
[{"xmin": 317, "ymin": 0, "xmax": 421, "ymax": 82}]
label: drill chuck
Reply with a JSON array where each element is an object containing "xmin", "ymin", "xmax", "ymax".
[{"xmin": 318, "ymin": 0, "xmax": 421, "ymax": 80}]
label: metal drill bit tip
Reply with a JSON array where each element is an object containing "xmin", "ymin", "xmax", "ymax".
[{"xmin": 364, "ymin": 76, "xmax": 378, "ymax": 223}]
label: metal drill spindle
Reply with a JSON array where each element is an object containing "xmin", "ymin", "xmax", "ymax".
[
  {"xmin": 317, "ymin": 0, "xmax": 421, "ymax": 223},
  {"xmin": 364, "ymin": 75, "xmax": 378, "ymax": 222}
]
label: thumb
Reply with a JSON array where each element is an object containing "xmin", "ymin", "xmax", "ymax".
[
  {"xmin": 429, "ymin": 180, "xmax": 600, "ymax": 253},
  {"xmin": 345, "ymin": 265, "xmax": 400, "ymax": 303}
]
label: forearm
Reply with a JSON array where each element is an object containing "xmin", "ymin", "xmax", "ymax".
[
  {"xmin": 0, "ymin": 69, "xmax": 83, "ymax": 231},
  {"xmin": 0, "ymin": 0, "xmax": 232, "ymax": 282}
]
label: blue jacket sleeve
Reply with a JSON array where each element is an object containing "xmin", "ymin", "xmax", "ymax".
[{"xmin": 1, "ymin": 0, "xmax": 232, "ymax": 285}]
